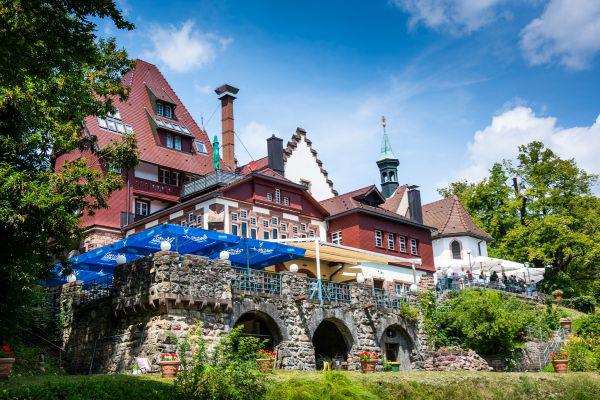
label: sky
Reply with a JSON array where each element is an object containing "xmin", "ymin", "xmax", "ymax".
[{"xmin": 99, "ymin": 0, "xmax": 600, "ymax": 202}]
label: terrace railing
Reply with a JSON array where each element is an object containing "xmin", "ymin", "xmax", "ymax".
[
  {"xmin": 79, "ymin": 275, "xmax": 113, "ymax": 304},
  {"xmin": 231, "ymin": 268, "xmax": 282, "ymax": 296},
  {"xmin": 306, "ymin": 278, "xmax": 352, "ymax": 303},
  {"xmin": 436, "ymin": 279, "xmax": 545, "ymax": 301},
  {"xmin": 373, "ymin": 288, "xmax": 408, "ymax": 309}
]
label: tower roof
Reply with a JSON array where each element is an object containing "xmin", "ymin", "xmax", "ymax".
[{"xmin": 378, "ymin": 116, "xmax": 396, "ymax": 161}]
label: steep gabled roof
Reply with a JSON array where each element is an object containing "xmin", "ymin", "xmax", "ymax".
[
  {"xmin": 87, "ymin": 59, "xmax": 214, "ymax": 175},
  {"xmin": 238, "ymin": 156, "xmax": 268, "ymax": 175},
  {"xmin": 381, "ymin": 184, "xmax": 408, "ymax": 214},
  {"xmin": 422, "ymin": 195, "xmax": 492, "ymax": 241},
  {"xmin": 320, "ymin": 185, "xmax": 433, "ymax": 230}
]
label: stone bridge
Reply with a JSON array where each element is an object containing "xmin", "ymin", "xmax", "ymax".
[{"xmin": 60, "ymin": 252, "xmax": 429, "ymax": 373}]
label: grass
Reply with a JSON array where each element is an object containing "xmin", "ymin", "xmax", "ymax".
[{"xmin": 1, "ymin": 371, "xmax": 599, "ymax": 400}]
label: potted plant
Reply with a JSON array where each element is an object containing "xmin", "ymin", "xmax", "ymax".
[
  {"xmin": 552, "ymin": 289, "xmax": 564, "ymax": 301},
  {"xmin": 0, "ymin": 344, "xmax": 15, "ymax": 381},
  {"xmin": 550, "ymin": 353, "xmax": 569, "ymax": 373},
  {"xmin": 358, "ymin": 351, "xmax": 379, "ymax": 373},
  {"xmin": 256, "ymin": 349, "xmax": 275, "ymax": 373},
  {"xmin": 383, "ymin": 361, "xmax": 400, "ymax": 372},
  {"xmin": 129, "ymin": 361, "xmax": 141, "ymax": 374},
  {"xmin": 559, "ymin": 317, "xmax": 572, "ymax": 331},
  {"xmin": 159, "ymin": 353, "xmax": 180, "ymax": 379}
]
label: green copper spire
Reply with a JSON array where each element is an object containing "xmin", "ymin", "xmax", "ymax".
[
  {"xmin": 378, "ymin": 115, "xmax": 396, "ymax": 161},
  {"xmin": 212, "ymin": 135, "xmax": 220, "ymax": 170}
]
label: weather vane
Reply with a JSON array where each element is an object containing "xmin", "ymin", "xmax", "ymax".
[{"xmin": 381, "ymin": 115, "xmax": 387, "ymax": 132}]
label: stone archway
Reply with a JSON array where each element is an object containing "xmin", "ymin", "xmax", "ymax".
[
  {"xmin": 380, "ymin": 324, "xmax": 414, "ymax": 370},
  {"xmin": 234, "ymin": 310, "xmax": 283, "ymax": 350},
  {"xmin": 312, "ymin": 318, "xmax": 354, "ymax": 369}
]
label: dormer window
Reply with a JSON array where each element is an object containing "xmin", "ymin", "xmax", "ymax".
[
  {"xmin": 166, "ymin": 133, "xmax": 182, "ymax": 151},
  {"xmin": 157, "ymin": 102, "xmax": 174, "ymax": 119},
  {"xmin": 195, "ymin": 140, "xmax": 208, "ymax": 154},
  {"xmin": 97, "ymin": 110, "xmax": 133, "ymax": 134}
]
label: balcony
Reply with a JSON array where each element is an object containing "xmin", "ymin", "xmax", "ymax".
[
  {"xmin": 133, "ymin": 177, "xmax": 180, "ymax": 199},
  {"xmin": 181, "ymin": 170, "xmax": 243, "ymax": 198}
]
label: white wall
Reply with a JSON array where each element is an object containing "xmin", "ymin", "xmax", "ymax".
[
  {"xmin": 134, "ymin": 162, "xmax": 158, "ymax": 181},
  {"xmin": 359, "ymin": 262, "xmax": 428, "ymax": 284},
  {"xmin": 284, "ymin": 136, "xmax": 335, "ymax": 201},
  {"xmin": 432, "ymin": 236, "xmax": 488, "ymax": 270}
]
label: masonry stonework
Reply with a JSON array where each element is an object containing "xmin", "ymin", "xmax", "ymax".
[{"xmin": 60, "ymin": 253, "xmax": 427, "ymax": 373}]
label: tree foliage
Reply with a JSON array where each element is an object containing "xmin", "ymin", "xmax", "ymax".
[
  {"xmin": 0, "ymin": 0, "xmax": 138, "ymax": 334},
  {"xmin": 439, "ymin": 142, "xmax": 600, "ymax": 297}
]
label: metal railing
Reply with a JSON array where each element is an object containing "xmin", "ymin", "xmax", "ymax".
[
  {"xmin": 133, "ymin": 177, "xmax": 180, "ymax": 197},
  {"xmin": 231, "ymin": 268, "xmax": 282, "ymax": 296},
  {"xmin": 79, "ymin": 275, "xmax": 113, "ymax": 304},
  {"xmin": 538, "ymin": 327, "xmax": 566, "ymax": 371},
  {"xmin": 306, "ymin": 278, "xmax": 352, "ymax": 303},
  {"xmin": 182, "ymin": 170, "xmax": 243, "ymax": 197},
  {"xmin": 436, "ymin": 279, "xmax": 543, "ymax": 300},
  {"xmin": 373, "ymin": 288, "xmax": 408, "ymax": 309}
]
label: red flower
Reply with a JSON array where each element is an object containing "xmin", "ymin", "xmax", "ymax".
[{"xmin": 550, "ymin": 353, "xmax": 555, "ymax": 358}]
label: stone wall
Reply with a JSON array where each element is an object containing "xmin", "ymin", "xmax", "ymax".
[
  {"xmin": 60, "ymin": 252, "xmax": 427, "ymax": 373},
  {"xmin": 415, "ymin": 349, "xmax": 492, "ymax": 371}
]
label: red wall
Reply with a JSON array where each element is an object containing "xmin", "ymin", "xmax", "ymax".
[{"xmin": 328, "ymin": 212, "xmax": 435, "ymax": 272}]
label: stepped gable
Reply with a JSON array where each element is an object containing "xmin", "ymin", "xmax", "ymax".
[
  {"xmin": 422, "ymin": 195, "xmax": 492, "ymax": 241},
  {"xmin": 284, "ymin": 127, "xmax": 338, "ymax": 196},
  {"xmin": 85, "ymin": 59, "xmax": 214, "ymax": 175}
]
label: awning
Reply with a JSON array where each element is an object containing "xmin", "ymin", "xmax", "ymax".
[{"xmin": 54, "ymin": 224, "xmax": 305, "ymax": 281}]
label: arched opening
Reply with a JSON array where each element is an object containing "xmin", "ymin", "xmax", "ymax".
[
  {"xmin": 389, "ymin": 171, "xmax": 395, "ymax": 182},
  {"xmin": 381, "ymin": 325, "xmax": 414, "ymax": 370},
  {"xmin": 382, "ymin": 172, "xmax": 388, "ymax": 182},
  {"xmin": 234, "ymin": 311, "xmax": 282, "ymax": 350},
  {"xmin": 298, "ymin": 268, "xmax": 316, "ymax": 278},
  {"xmin": 312, "ymin": 319, "xmax": 352, "ymax": 369},
  {"xmin": 451, "ymin": 240, "xmax": 462, "ymax": 259}
]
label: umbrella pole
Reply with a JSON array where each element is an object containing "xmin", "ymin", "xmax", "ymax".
[{"xmin": 315, "ymin": 238, "xmax": 322, "ymax": 305}]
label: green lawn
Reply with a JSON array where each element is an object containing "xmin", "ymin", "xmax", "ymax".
[{"xmin": 1, "ymin": 371, "xmax": 599, "ymax": 400}]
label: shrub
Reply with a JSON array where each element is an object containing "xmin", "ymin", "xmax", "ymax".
[
  {"xmin": 563, "ymin": 296, "xmax": 596, "ymax": 313},
  {"xmin": 575, "ymin": 314, "xmax": 600, "ymax": 337},
  {"xmin": 562, "ymin": 335, "xmax": 600, "ymax": 372},
  {"xmin": 174, "ymin": 323, "xmax": 267, "ymax": 400},
  {"xmin": 398, "ymin": 303, "xmax": 419, "ymax": 322},
  {"xmin": 266, "ymin": 372, "xmax": 377, "ymax": 400}
]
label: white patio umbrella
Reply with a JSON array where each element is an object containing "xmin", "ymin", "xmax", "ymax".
[{"xmin": 472, "ymin": 256, "xmax": 523, "ymax": 272}]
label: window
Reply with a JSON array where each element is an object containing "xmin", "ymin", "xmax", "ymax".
[
  {"xmin": 271, "ymin": 217, "xmax": 278, "ymax": 226},
  {"xmin": 451, "ymin": 240, "xmax": 462, "ymax": 259},
  {"xmin": 196, "ymin": 215, "xmax": 202, "ymax": 225},
  {"xmin": 300, "ymin": 223, "xmax": 307, "ymax": 231},
  {"xmin": 399, "ymin": 236, "xmax": 407, "ymax": 252},
  {"xmin": 240, "ymin": 210, "xmax": 248, "ymax": 219},
  {"xmin": 97, "ymin": 112, "xmax": 132, "ymax": 134},
  {"xmin": 263, "ymin": 231, "xmax": 270, "ymax": 240},
  {"xmin": 292, "ymin": 226, "xmax": 299, "ymax": 235},
  {"xmin": 166, "ymin": 133, "xmax": 173, "ymax": 149},
  {"xmin": 250, "ymin": 216, "xmax": 257, "ymax": 226},
  {"xmin": 375, "ymin": 231, "xmax": 383, "ymax": 247},
  {"xmin": 188, "ymin": 213, "xmax": 194, "ymax": 223},
  {"xmin": 98, "ymin": 117, "xmax": 107, "ymax": 128},
  {"xmin": 272, "ymin": 229, "xmax": 278, "ymax": 239},
  {"xmin": 275, "ymin": 189, "xmax": 281, "ymax": 203},
  {"xmin": 241, "ymin": 222, "xmax": 247, "ymax": 238},
  {"xmin": 283, "ymin": 197, "xmax": 290, "ymax": 206},
  {"xmin": 159, "ymin": 168, "xmax": 180, "ymax": 186},
  {"xmin": 174, "ymin": 135, "xmax": 182, "ymax": 151},
  {"xmin": 166, "ymin": 133, "xmax": 182, "ymax": 150},
  {"xmin": 231, "ymin": 212, "xmax": 238, "ymax": 222},
  {"xmin": 331, "ymin": 231, "xmax": 342, "ymax": 245},
  {"xmin": 250, "ymin": 228, "xmax": 257, "ymax": 239},
  {"xmin": 262, "ymin": 220, "xmax": 269, "ymax": 228},
  {"xmin": 309, "ymin": 229, "xmax": 315, "ymax": 237},
  {"xmin": 157, "ymin": 102, "xmax": 174, "ymax": 119},
  {"xmin": 281, "ymin": 234, "xmax": 288, "ymax": 239},
  {"xmin": 231, "ymin": 224, "xmax": 238, "ymax": 236},
  {"xmin": 280, "ymin": 222, "xmax": 287, "ymax": 231},
  {"xmin": 267, "ymin": 193, "xmax": 273, "ymax": 202},
  {"xmin": 180, "ymin": 220, "xmax": 187, "ymax": 227},
  {"xmin": 387, "ymin": 233, "xmax": 395, "ymax": 250},
  {"xmin": 410, "ymin": 239, "xmax": 418, "ymax": 255},
  {"xmin": 195, "ymin": 140, "xmax": 208, "ymax": 154},
  {"xmin": 301, "ymin": 234, "xmax": 307, "ymax": 238},
  {"xmin": 135, "ymin": 200, "xmax": 150, "ymax": 216}
]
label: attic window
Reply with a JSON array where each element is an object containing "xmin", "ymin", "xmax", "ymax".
[
  {"xmin": 166, "ymin": 133, "xmax": 182, "ymax": 151},
  {"xmin": 157, "ymin": 102, "xmax": 174, "ymax": 119},
  {"xmin": 195, "ymin": 140, "xmax": 208, "ymax": 154},
  {"xmin": 97, "ymin": 110, "xmax": 133, "ymax": 134}
]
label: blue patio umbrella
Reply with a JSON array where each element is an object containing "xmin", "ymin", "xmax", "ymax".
[{"xmin": 214, "ymin": 237, "xmax": 306, "ymax": 269}]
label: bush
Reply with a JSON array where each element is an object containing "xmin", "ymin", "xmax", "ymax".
[
  {"xmin": 562, "ymin": 296, "xmax": 596, "ymax": 313},
  {"xmin": 398, "ymin": 303, "xmax": 419, "ymax": 322},
  {"xmin": 562, "ymin": 335, "xmax": 600, "ymax": 372},
  {"xmin": 174, "ymin": 323, "xmax": 266, "ymax": 400},
  {"xmin": 575, "ymin": 314, "xmax": 600, "ymax": 337},
  {"xmin": 266, "ymin": 372, "xmax": 377, "ymax": 400}
]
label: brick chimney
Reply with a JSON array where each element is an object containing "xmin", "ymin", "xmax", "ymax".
[
  {"xmin": 267, "ymin": 135, "xmax": 285, "ymax": 176},
  {"xmin": 215, "ymin": 84, "xmax": 239, "ymax": 171}
]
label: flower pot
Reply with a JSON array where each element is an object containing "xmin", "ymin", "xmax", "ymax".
[
  {"xmin": 0, "ymin": 358, "xmax": 15, "ymax": 381},
  {"xmin": 553, "ymin": 293, "xmax": 563, "ymax": 301},
  {"xmin": 360, "ymin": 360, "xmax": 378, "ymax": 373},
  {"xmin": 559, "ymin": 318, "xmax": 572, "ymax": 331},
  {"xmin": 256, "ymin": 358, "xmax": 274, "ymax": 373},
  {"xmin": 552, "ymin": 359, "xmax": 569, "ymax": 373},
  {"xmin": 159, "ymin": 361, "xmax": 180, "ymax": 379},
  {"xmin": 388, "ymin": 362, "xmax": 400, "ymax": 372}
]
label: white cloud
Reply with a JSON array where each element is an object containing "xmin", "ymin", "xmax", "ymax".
[
  {"xmin": 145, "ymin": 20, "xmax": 231, "ymax": 73},
  {"xmin": 520, "ymin": 0, "xmax": 600, "ymax": 70},
  {"xmin": 457, "ymin": 106, "xmax": 600, "ymax": 183},
  {"xmin": 193, "ymin": 82, "xmax": 212, "ymax": 95},
  {"xmin": 236, "ymin": 122, "xmax": 276, "ymax": 166},
  {"xmin": 392, "ymin": 0, "xmax": 507, "ymax": 34}
]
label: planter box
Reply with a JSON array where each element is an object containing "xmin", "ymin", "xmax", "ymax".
[
  {"xmin": 360, "ymin": 360, "xmax": 378, "ymax": 374},
  {"xmin": 0, "ymin": 358, "xmax": 15, "ymax": 381},
  {"xmin": 159, "ymin": 361, "xmax": 180, "ymax": 379},
  {"xmin": 388, "ymin": 362, "xmax": 400, "ymax": 372},
  {"xmin": 552, "ymin": 359, "xmax": 569, "ymax": 373}
]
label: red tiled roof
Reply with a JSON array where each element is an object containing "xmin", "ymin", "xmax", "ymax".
[
  {"xmin": 238, "ymin": 156, "xmax": 268, "ymax": 175},
  {"xmin": 422, "ymin": 195, "xmax": 492, "ymax": 241},
  {"xmin": 320, "ymin": 185, "xmax": 431, "ymax": 229},
  {"xmin": 87, "ymin": 59, "xmax": 215, "ymax": 175},
  {"xmin": 381, "ymin": 185, "xmax": 408, "ymax": 214}
]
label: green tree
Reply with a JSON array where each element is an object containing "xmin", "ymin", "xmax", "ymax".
[{"xmin": 0, "ymin": 0, "xmax": 138, "ymax": 334}]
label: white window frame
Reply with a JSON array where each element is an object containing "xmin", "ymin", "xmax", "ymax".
[
  {"xmin": 271, "ymin": 217, "xmax": 278, "ymax": 226},
  {"xmin": 267, "ymin": 193, "xmax": 273, "ymax": 202},
  {"xmin": 231, "ymin": 212, "xmax": 238, "ymax": 222},
  {"xmin": 410, "ymin": 239, "xmax": 418, "ymax": 255},
  {"xmin": 166, "ymin": 133, "xmax": 174, "ymax": 149},
  {"xmin": 283, "ymin": 197, "xmax": 290, "ymax": 206},
  {"xmin": 280, "ymin": 222, "xmax": 287, "ymax": 231},
  {"xmin": 240, "ymin": 210, "xmax": 248, "ymax": 219},
  {"xmin": 309, "ymin": 229, "xmax": 315, "ymax": 237},
  {"xmin": 387, "ymin": 233, "xmax": 395, "ymax": 250},
  {"xmin": 262, "ymin": 220, "xmax": 269, "ymax": 228},
  {"xmin": 196, "ymin": 215, "xmax": 202, "ymax": 225},
  {"xmin": 174, "ymin": 135, "xmax": 182, "ymax": 151},
  {"xmin": 375, "ymin": 230, "xmax": 383, "ymax": 247},
  {"xmin": 275, "ymin": 189, "xmax": 281, "ymax": 203},
  {"xmin": 135, "ymin": 200, "xmax": 150, "ymax": 216},
  {"xmin": 188, "ymin": 213, "xmax": 194, "ymax": 222},
  {"xmin": 399, "ymin": 236, "xmax": 407, "ymax": 252},
  {"xmin": 250, "ymin": 216, "xmax": 257, "ymax": 226},
  {"xmin": 331, "ymin": 231, "xmax": 342, "ymax": 245},
  {"xmin": 292, "ymin": 226, "xmax": 299, "ymax": 235},
  {"xmin": 300, "ymin": 223, "xmax": 307, "ymax": 231}
]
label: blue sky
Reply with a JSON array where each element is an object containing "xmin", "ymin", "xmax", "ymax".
[{"xmin": 100, "ymin": 0, "xmax": 600, "ymax": 202}]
